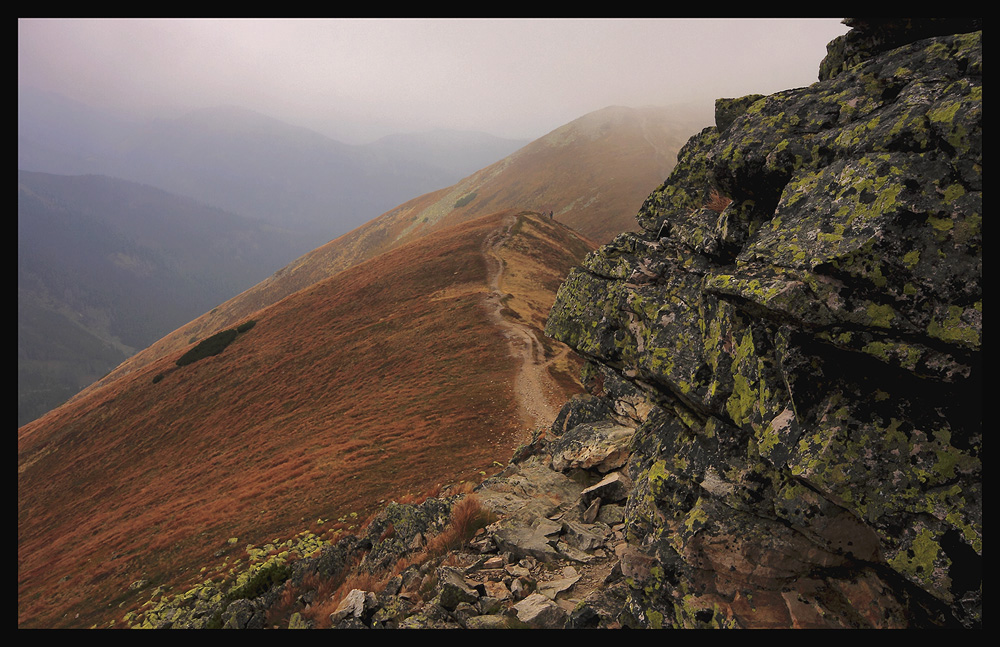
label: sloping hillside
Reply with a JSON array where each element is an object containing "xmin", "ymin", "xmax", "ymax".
[
  {"xmin": 76, "ymin": 105, "xmax": 704, "ymax": 399},
  {"xmin": 17, "ymin": 211, "xmax": 594, "ymax": 628},
  {"xmin": 17, "ymin": 170, "xmax": 311, "ymax": 426}
]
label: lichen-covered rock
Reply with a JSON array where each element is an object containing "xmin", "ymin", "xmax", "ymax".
[
  {"xmin": 476, "ymin": 456, "xmax": 584, "ymax": 525},
  {"xmin": 435, "ymin": 566, "xmax": 480, "ymax": 610},
  {"xmin": 361, "ymin": 497, "xmax": 452, "ymax": 572},
  {"xmin": 818, "ymin": 18, "xmax": 982, "ymax": 82},
  {"xmin": 549, "ymin": 420, "xmax": 635, "ymax": 473},
  {"xmin": 546, "ymin": 21, "xmax": 980, "ymax": 629},
  {"xmin": 550, "ymin": 393, "xmax": 616, "ymax": 436},
  {"xmin": 330, "ymin": 588, "xmax": 379, "ymax": 626}
]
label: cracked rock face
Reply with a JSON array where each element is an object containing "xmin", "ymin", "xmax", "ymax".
[{"xmin": 546, "ymin": 21, "xmax": 981, "ymax": 629}]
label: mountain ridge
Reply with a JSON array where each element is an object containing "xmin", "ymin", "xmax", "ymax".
[
  {"xmin": 69, "ymin": 104, "xmax": 703, "ymax": 404},
  {"xmin": 18, "ymin": 210, "xmax": 595, "ymax": 628}
]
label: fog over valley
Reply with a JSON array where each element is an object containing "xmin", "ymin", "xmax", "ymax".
[{"xmin": 19, "ymin": 18, "xmax": 849, "ymax": 144}]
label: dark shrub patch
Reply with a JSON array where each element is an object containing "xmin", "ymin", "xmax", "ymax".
[
  {"xmin": 176, "ymin": 329, "xmax": 239, "ymax": 367},
  {"xmin": 453, "ymin": 192, "xmax": 477, "ymax": 208},
  {"xmin": 224, "ymin": 562, "xmax": 291, "ymax": 602}
]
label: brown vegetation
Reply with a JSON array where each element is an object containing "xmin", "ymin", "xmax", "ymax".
[
  {"xmin": 17, "ymin": 211, "xmax": 592, "ymax": 628},
  {"xmin": 705, "ymin": 188, "xmax": 732, "ymax": 213},
  {"xmin": 424, "ymin": 495, "xmax": 495, "ymax": 558}
]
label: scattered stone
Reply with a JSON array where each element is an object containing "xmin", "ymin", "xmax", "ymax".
[
  {"xmin": 464, "ymin": 615, "xmax": 513, "ymax": 629},
  {"xmin": 513, "ymin": 593, "xmax": 569, "ymax": 628},
  {"xmin": 580, "ymin": 471, "xmax": 632, "ymax": 504},
  {"xmin": 330, "ymin": 589, "xmax": 378, "ymax": 625},
  {"xmin": 221, "ymin": 599, "xmax": 255, "ymax": 629},
  {"xmin": 482, "ymin": 580, "xmax": 512, "ymax": 602},
  {"xmin": 436, "ymin": 567, "xmax": 480, "ymax": 610},
  {"xmin": 493, "ymin": 522, "xmax": 562, "ymax": 563},
  {"xmin": 477, "ymin": 596, "xmax": 504, "ymax": 615},
  {"xmin": 560, "ymin": 520, "xmax": 607, "ymax": 552},
  {"xmin": 537, "ymin": 570, "xmax": 580, "ymax": 601},
  {"xmin": 555, "ymin": 541, "xmax": 597, "ymax": 564},
  {"xmin": 596, "ymin": 503, "xmax": 624, "ymax": 526},
  {"xmin": 451, "ymin": 601, "xmax": 480, "ymax": 627},
  {"xmin": 548, "ymin": 421, "xmax": 635, "ymax": 473}
]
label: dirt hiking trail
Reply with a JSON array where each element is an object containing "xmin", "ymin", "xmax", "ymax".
[{"xmin": 481, "ymin": 215, "xmax": 570, "ymax": 435}]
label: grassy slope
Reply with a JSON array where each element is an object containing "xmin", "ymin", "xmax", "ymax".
[
  {"xmin": 16, "ymin": 170, "xmax": 313, "ymax": 426},
  {"xmin": 73, "ymin": 106, "xmax": 700, "ymax": 400},
  {"xmin": 17, "ymin": 211, "xmax": 594, "ymax": 628}
]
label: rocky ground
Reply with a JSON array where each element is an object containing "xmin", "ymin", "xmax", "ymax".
[{"xmin": 125, "ymin": 399, "xmax": 642, "ymax": 629}]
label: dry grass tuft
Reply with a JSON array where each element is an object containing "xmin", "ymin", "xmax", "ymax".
[
  {"xmin": 304, "ymin": 567, "xmax": 391, "ymax": 629},
  {"xmin": 425, "ymin": 494, "xmax": 496, "ymax": 558},
  {"xmin": 705, "ymin": 188, "xmax": 732, "ymax": 213}
]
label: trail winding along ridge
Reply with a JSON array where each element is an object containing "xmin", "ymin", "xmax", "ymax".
[{"xmin": 481, "ymin": 215, "xmax": 566, "ymax": 433}]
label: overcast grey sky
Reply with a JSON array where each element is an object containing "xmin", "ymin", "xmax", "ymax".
[{"xmin": 18, "ymin": 18, "xmax": 850, "ymax": 144}]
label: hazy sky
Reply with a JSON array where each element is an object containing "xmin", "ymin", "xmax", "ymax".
[{"xmin": 18, "ymin": 18, "xmax": 850, "ymax": 144}]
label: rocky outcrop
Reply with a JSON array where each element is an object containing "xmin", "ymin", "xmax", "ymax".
[{"xmin": 546, "ymin": 20, "xmax": 981, "ymax": 628}]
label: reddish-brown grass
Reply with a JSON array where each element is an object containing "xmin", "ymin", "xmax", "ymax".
[
  {"xmin": 298, "ymin": 552, "xmax": 390, "ymax": 629},
  {"xmin": 266, "ymin": 581, "xmax": 303, "ymax": 627},
  {"xmin": 17, "ymin": 211, "xmax": 592, "ymax": 629},
  {"xmin": 424, "ymin": 494, "xmax": 496, "ymax": 558},
  {"xmin": 301, "ymin": 493, "xmax": 494, "ymax": 627},
  {"xmin": 705, "ymin": 188, "xmax": 733, "ymax": 213}
]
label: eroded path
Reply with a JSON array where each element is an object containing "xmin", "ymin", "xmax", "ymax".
[{"xmin": 481, "ymin": 216, "xmax": 566, "ymax": 433}]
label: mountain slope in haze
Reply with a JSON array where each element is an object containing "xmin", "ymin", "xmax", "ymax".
[
  {"xmin": 17, "ymin": 211, "xmax": 595, "ymax": 629},
  {"xmin": 363, "ymin": 104, "xmax": 709, "ymax": 245},
  {"xmin": 78, "ymin": 105, "xmax": 706, "ymax": 397},
  {"xmin": 365, "ymin": 128, "xmax": 532, "ymax": 180},
  {"xmin": 18, "ymin": 88, "xmax": 528, "ymax": 238},
  {"xmin": 17, "ymin": 170, "xmax": 314, "ymax": 426},
  {"xmin": 17, "ymin": 87, "xmax": 138, "ymax": 176}
]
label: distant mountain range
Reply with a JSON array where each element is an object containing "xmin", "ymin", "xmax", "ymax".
[
  {"xmin": 17, "ymin": 89, "xmax": 536, "ymax": 425},
  {"xmin": 18, "ymin": 87, "xmax": 531, "ymax": 238},
  {"xmin": 17, "ymin": 170, "xmax": 312, "ymax": 426}
]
